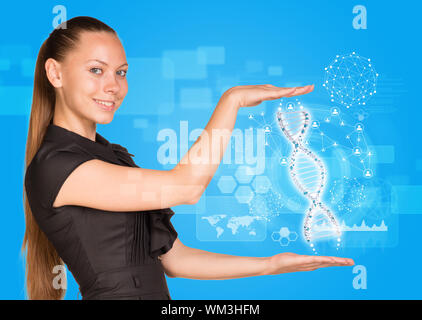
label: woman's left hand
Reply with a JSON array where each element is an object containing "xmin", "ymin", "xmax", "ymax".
[{"xmin": 265, "ymin": 252, "xmax": 355, "ymax": 275}]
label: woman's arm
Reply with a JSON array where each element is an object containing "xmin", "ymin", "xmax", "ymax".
[
  {"xmin": 160, "ymin": 238, "xmax": 268, "ymax": 280},
  {"xmin": 53, "ymin": 85, "xmax": 313, "ymax": 211},
  {"xmin": 173, "ymin": 85, "xmax": 314, "ymax": 203},
  {"xmin": 160, "ymin": 238, "xmax": 354, "ymax": 280}
]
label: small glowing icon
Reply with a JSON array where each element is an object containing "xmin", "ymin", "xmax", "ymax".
[
  {"xmin": 355, "ymin": 123, "xmax": 364, "ymax": 132},
  {"xmin": 280, "ymin": 157, "xmax": 288, "ymax": 166},
  {"xmin": 312, "ymin": 121, "xmax": 319, "ymax": 129},
  {"xmin": 364, "ymin": 169, "xmax": 373, "ymax": 178},
  {"xmin": 331, "ymin": 107, "xmax": 340, "ymax": 116},
  {"xmin": 354, "ymin": 147, "xmax": 362, "ymax": 156},
  {"xmin": 286, "ymin": 102, "xmax": 294, "ymax": 110},
  {"xmin": 264, "ymin": 125, "xmax": 272, "ymax": 133}
]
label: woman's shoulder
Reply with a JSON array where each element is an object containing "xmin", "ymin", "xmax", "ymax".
[
  {"xmin": 27, "ymin": 138, "xmax": 93, "ymax": 174},
  {"xmin": 27, "ymin": 123, "xmax": 124, "ymax": 172},
  {"xmin": 25, "ymin": 138, "xmax": 98, "ymax": 210}
]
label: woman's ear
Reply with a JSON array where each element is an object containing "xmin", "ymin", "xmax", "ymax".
[{"xmin": 45, "ymin": 58, "xmax": 63, "ymax": 88}]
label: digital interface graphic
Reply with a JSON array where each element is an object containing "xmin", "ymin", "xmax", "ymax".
[
  {"xmin": 2, "ymin": 1, "xmax": 420, "ymax": 300},
  {"xmin": 197, "ymin": 52, "xmax": 397, "ymax": 256},
  {"xmin": 323, "ymin": 52, "xmax": 378, "ymax": 109},
  {"xmin": 276, "ymin": 109, "xmax": 342, "ymax": 253}
]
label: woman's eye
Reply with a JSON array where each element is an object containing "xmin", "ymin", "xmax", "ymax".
[
  {"xmin": 90, "ymin": 67, "xmax": 102, "ymax": 75},
  {"xmin": 117, "ymin": 70, "xmax": 127, "ymax": 77}
]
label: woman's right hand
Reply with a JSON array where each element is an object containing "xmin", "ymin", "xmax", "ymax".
[
  {"xmin": 265, "ymin": 252, "xmax": 355, "ymax": 275},
  {"xmin": 223, "ymin": 84, "xmax": 314, "ymax": 108}
]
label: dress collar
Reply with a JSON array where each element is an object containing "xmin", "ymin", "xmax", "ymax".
[{"xmin": 46, "ymin": 123, "xmax": 110, "ymax": 145}]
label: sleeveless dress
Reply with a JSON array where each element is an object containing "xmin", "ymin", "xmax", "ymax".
[{"xmin": 24, "ymin": 123, "xmax": 178, "ymax": 300}]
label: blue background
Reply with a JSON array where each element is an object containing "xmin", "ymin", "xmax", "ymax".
[{"xmin": 1, "ymin": 0, "xmax": 421, "ymax": 299}]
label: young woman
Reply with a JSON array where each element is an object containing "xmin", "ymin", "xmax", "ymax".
[{"xmin": 22, "ymin": 16, "xmax": 354, "ymax": 300}]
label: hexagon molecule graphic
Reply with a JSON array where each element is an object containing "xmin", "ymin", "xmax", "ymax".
[
  {"xmin": 252, "ymin": 175, "xmax": 271, "ymax": 194},
  {"xmin": 234, "ymin": 165, "xmax": 255, "ymax": 184},
  {"xmin": 234, "ymin": 186, "xmax": 254, "ymax": 204},
  {"xmin": 217, "ymin": 176, "xmax": 237, "ymax": 194},
  {"xmin": 271, "ymin": 227, "xmax": 298, "ymax": 247}
]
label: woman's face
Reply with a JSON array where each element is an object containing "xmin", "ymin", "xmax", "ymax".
[{"xmin": 53, "ymin": 31, "xmax": 128, "ymax": 125}]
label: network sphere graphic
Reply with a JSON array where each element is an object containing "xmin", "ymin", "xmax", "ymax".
[{"xmin": 323, "ymin": 52, "xmax": 379, "ymax": 108}]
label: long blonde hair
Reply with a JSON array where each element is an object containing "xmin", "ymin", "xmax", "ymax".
[{"xmin": 21, "ymin": 16, "xmax": 116, "ymax": 300}]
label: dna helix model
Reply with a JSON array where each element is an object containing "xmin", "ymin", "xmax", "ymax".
[{"xmin": 276, "ymin": 109, "xmax": 342, "ymax": 253}]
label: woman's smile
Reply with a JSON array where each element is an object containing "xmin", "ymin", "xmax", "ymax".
[{"xmin": 93, "ymin": 98, "xmax": 115, "ymax": 111}]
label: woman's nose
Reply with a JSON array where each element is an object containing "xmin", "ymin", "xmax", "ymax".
[{"xmin": 103, "ymin": 72, "xmax": 120, "ymax": 94}]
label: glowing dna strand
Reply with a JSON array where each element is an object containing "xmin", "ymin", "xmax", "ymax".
[{"xmin": 276, "ymin": 110, "xmax": 342, "ymax": 252}]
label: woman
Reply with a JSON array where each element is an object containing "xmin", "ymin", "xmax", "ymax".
[{"xmin": 22, "ymin": 16, "xmax": 354, "ymax": 300}]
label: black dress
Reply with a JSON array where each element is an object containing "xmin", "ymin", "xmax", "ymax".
[{"xmin": 24, "ymin": 123, "xmax": 178, "ymax": 300}]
